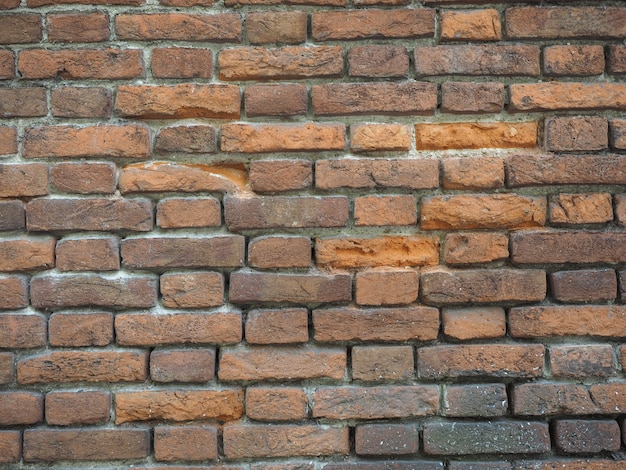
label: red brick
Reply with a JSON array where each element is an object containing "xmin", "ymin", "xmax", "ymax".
[
  {"xmin": 45, "ymin": 391, "xmax": 110, "ymax": 425},
  {"xmin": 247, "ymin": 11, "xmax": 307, "ymax": 44},
  {"xmin": 248, "ymin": 236, "xmax": 310, "ymax": 269},
  {"xmin": 48, "ymin": 312, "xmax": 113, "ymax": 347},
  {"xmin": 506, "ymin": 7, "xmax": 626, "ymax": 39},
  {"xmin": 0, "ymin": 127, "xmax": 17, "ymax": 154},
  {"xmin": 543, "ymin": 45, "xmax": 605, "ymax": 76},
  {"xmin": 416, "ymin": 122, "xmax": 537, "ymax": 150},
  {"xmin": 421, "ymin": 269, "xmax": 546, "ymax": 305},
  {"xmin": 157, "ymin": 198, "xmax": 221, "ymax": 229},
  {"xmin": 312, "ymin": 386, "xmax": 438, "ymax": 419},
  {"xmin": 550, "ymin": 269, "xmax": 617, "ymax": 303},
  {"xmin": 608, "ymin": 45, "xmax": 626, "ymax": 74},
  {"xmin": 0, "ymin": 88, "xmax": 47, "ymax": 117},
  {"xmin": 0, "ymin": 0, "xmax": 20, "ymax": 6},
  {"xmin": 312, "ymin": 9, "xmax": 434, "ymax": 40},
  {"xmin": 116, "ymin": 13, "xmax": 241, "ymax": 41},
  {"xmin": 224, "ymin": 424, "xmax": 349, "ymax": 459},
  {"xmin": 122, "ymin": 237, "xmax": 243, "ymax": 269},
  {"xmin": 415, "ymin": 45, "xmax": 539, "ymax": 76},
  {"xmin": 0, "ymin": 276, "xmax": 28, "ymax": 310},
  {"xmin": 316, "ymin": 158, "xmax": 439, "ymax": 190},
  {"xmin": 18, "ymin": 351, "xmax": 147, "ymax": 384},
  {"xmin": 249, "ymin": 160, "xmax": 312, "ymax": 192},
  {"xmin": 549, "ymin": 193, "xmax": 613, "ymax": 225},
  {"xmin": 617, "ymin": 196, "xmax": 626, "ymax": 225},
  {"xmin": 31, "ymin": 274, "xmax": 157, "ymax": 309},
  {"xmin": 219, "ymin": 346, "xmax": 346, "ymax": 381},
  {"xmin": 246, "ymin": 308, "xmax": 309, "ymax": 344},
  {"xmin": 0, "ymin": 201, "xmax": 24, "ymax": 231},
  {"xmin": 510, "ymin": 306, "xmax": 626, "ymax": 338},
  {"xmin": 355, "ymin": 195, "xmax": 416, "ymax": 226},
  {"xmin": 222, "ymin": 123, "xmax": 345, "ymax": 153},
  {"xmin": 160, "ymin": 272, "xmax": 223, "ymax": 308},
  {"xmin": 545, "ymin": 116, "xmax": 608, "ymax": 151},
  {"xmin": 120, "ymin": 162, "xmax": 246, "ymax": 193},
  {"xmin": 0, "ymin": 51, "xmax": 14, "ymax": 80},
  {"xmin": 352, "ymin": 345, "xmax": 414, "ymax": 381},
  {"xmin": 509, "ymin": 83, "xmax": 626, "ymax": 112},
  {"xmin": 313, "ymin": 307, "xmax": 439, "ymax": 342},
  {"xmin": 0, "ymin": 352, "xmax": 14, "ymax": 384},
  {"xmin": 0, "ymin": 14, "xmax": 42, "ymax": 43},
  {"xmin": 443, "ymin": 384, "xmax": 508, "ymax": 417},
  {"xmin": 440, "ymin": 9, "xmax": 501, "ymax": 41},
  {"xmin": 152, "ymin": 47, "xmax": 212, "ymax": 79},
  {"xmin": 0, "ymin": 431, "xmax": 20, "ymax": 463},
  {"xmin": 51, "ymin": 86, "xmax": 111, "ymax": 118},
  {"xmin": 348, "ymin": 45, "xmax": 409, "ymax": 78},
  {"xmin": 160, "ymin": 0, "xmax": 213, "ymax": 6},
  {"xmin": 23, "ymin": 429, "xmax": 150, "ymax": 462},
  {"xmin": 442, "ymin": 307, "xmax": 506, "ymax": 340},
  {"xmin": 355, "ymin": 423, "xmax": 419, "ymax": 455},
  {"xmin": 245, "ymin": 84, "xmax": 307, "ymax": 117},
  {"xmin": 316, "ymin": 235, "xmax": 439, "ymax": 269},
  {"xmin": 219, "ymin": 46, "xmax": 343, "ymax": 80},
  {"xmin": 555, "ymin": 420, "xmax": 620, "ymax": 453},
  {"xmin": 116, "ymin": 84, "xmax": 240, "ymax": 119},
  {"xmin": 0, "ymin": 392, "xmax": 43, "ymax": 425},
  {"xmin": 512, "ymin": 383, "xmax": 598, "ymax": 417},
  {"xmin": 151, "ymin": 349, "xmax": 215, "ymax": 383},
  {"xmin": 610, "ymin": 119, "xmax": 626, "ymax": 149},
  {"xmin": 51, "ymin": 162, "xmax": 116, "ymax": 194},
  {"xmin": 24, "ymin": 124, "xmax": 150, "ymax": 159},
  {"xmin": 246, "ymin": 387, "xmax": 308, "ymax": 421},
  {"xmin": 313, "ymin": 82, "xmax": 437, "ymax": 116},
  {"xmin": 18, "ymin": 49, "xmax": 144, "ymax": 79},
  {"xmin": 56, "ymin": 238, "xmax": 119, "ymax": 271},
  {"xmin": 156, "ymin": 125, "xmax": 216, "ymax": 154},
  {"xmin": 350, "ymin": 124, "xmax": 411, "ymax": 152},
  {"xmin": 115, "ymin": 389, "xmax": 243, "ymax": 424},
  {"xmin": 0, "ymin": 164, "xmax": 46, "ymax": 197},
  {"xmin": 29, "ymin": 0, "xmax": 142, "ymax": 5},
  {"xmin": 441, "ymin": 82, "xmax": 504, "ymax": 114},
  {"xmin": 47, "ymin": 13, "xmax": 109, "ymax": 42},
  {"xmin": 226, "ymin": 0, "xmax": 344, "ymax": 5},
  {"xmin": 0, "ymin": 238, "xmax": 55, "ymax": 272},
  {"xmin": 550, "ymin": 345, "xmax": 614, "ymax": 379},
  {"xmin": 0, "ymin": 314, "xmax": 46, "ymax": 349},
  {"xmin": 155, "ymin": 426, "xmax": 218, "ymax": 461},
  {"xmin": 116, "ymin": 312, "xmax": 241, "ymax": 346},
  {"xmin": 355, "ymin": 270, "xmax": 419, "ymax": 306},
  {"xmin": 444, "ymin": 232, "xmax": 508, "ymax": 266}
]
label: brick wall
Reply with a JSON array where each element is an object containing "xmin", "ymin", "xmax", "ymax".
[{"xmin": 1, "ymin": 0, "xmax": 626, "ymax": 467}]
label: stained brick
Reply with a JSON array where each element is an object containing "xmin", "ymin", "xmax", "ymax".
[
  {"xmin": 543, "ymin": 45, "xmax": 605, "ymax": 76},
  {"xmin": 549, "ymin": 269, "xmax": 617, "ymax": 303},
  {"xmin": 348, "ymin": 45, "xmax": 409, "ymax": 78},
  {"xmin": 0, "ymin": 353, "xmax": 14, "ymax": 384},
  {"xmin": 441, "ymin": 82, "xmax": 504, "ymax": 114},
  {"xmin": 246, "ymin": 308, "xmax": 309, "ymax": 344},
  {"xmin": 0, "ymin": 432, "xmax": 20, "ymax": 463},
  {"xmin": 352, "ymin": 345, "xmax": 414, "ymax": 381},
  {"xmin": 443, "ymin": 384, "xmax": 507, "ymax": 417},
  {"xmin": 48, "ymin": 312, "xmax": 113, "ymax": 347},
  {"xmin": 56, "ymin": 238, "xmax": 119, "ymax": 271},
  {"xmin": 248, "ymin": 236, "xmax": 311, "ymax": 269},
  {"xmin": 0, "ymin": 14, "xmax": 42, "ymax": 44},
  {"xmin": 0, "ymin": 238, "xmax": 55, "ymax": 272},
  {"xmin": 0, "ymin": 392, "xmax": 43, "ymax": 425},
  {"xmin": 246, "ymin": 387, "xmax": 308, "ymax": 421},
  {"xmin": 116, "ymin": 13, "xmax": 241, "ymax": 41},
  {"xmin": 355, "ymin": 423, "xmax": 419, "ymax": 455},
  {"xmin": 0, "ymin": 164, "xmax": 47, "ymax": 197},
  {"xmin": 0, "ymin": 127, "xmax": 17, "ymax": 154},
  {"xmin": 160, "ymin": 272, "xmax": 224, "ymax": 308},
  {"xmin": 550, "ymin": 345, "xmax": 614, "ymax": 379},
  {"xmin": 51, "ymin": 162, "xmax": 116, "ymax": 194},
  {"xmin": 355, "ymin": 270, "xmax": 419, "ymax": 306},
  {"xmin": 245, "ymin": 84, "xmax": 307, "ymax": 117},
  {"xmin": 155, "ymin": 125, "xmax": 216, "ymax": 154},
  {"xmin": 45, "ymin": 391, "xmax": 110, "ymax": 425},
  {"xmin": 555, "ymin": 420, "xmax": 620, "ymax": 454},
  {"xmin": 545, "ymin": 116, "xmax": 608, "ymax": 152},
  {"xmin": 444, "ymin": 232, "xmax": 509, "ymax": 266},
  {"xmin": 47, "ymin": 13, "xmax": 109, "ymax": 43},
  {"xmin": 0, "ymin": 52, "xmax": 14, "ymax": 80},
  {"xmin": 608, "ymin": 45, "xmax": 626, "ymax": 74},
  {"xmin": 150, "ymin": 349, "xmax": 215, "ymax": 383},
  {"xmin": 0, "ymin": 88, "xmax": 47, "ymax": 117},
  {"xmin": 157, "ymin": 198, "xmax": 221, "ymax": 229},
  {"xmin": 155, "ymin": 426, "xmax": 218, "ymax": 462},
  {"xmin": 0, "ymin": 276, "xmax": 28, "ymax": 310}
]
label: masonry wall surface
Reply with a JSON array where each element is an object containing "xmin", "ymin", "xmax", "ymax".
[{"xmin": 1, "ymin": 0, "xmax": 626, "ymax": 468}]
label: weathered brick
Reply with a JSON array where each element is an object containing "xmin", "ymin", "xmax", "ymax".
[
  {"xmin": 225, "ymin": 196, "xmax": 348, "ymax": 230},
  {"xmin": 312, "ymin": 9, "xmax": 434, "ymax": 40},
  {"xmin": 555, "ymin": 420, "xmax": 620, "ymax": 454},
  {"xmin": 47, "ymin": 13, "xmax": 109, "ymax": 43},
  {"xmin": 550, "ymin": 269, "xmax": 617, "ymax": 303},
  {"xmin": 618, "ymin": 196, "xmax": 626, "ymax": 225},
  {"xmin": 550, "ymin": 345, "xmax": 614, "ymax": 379},
  {"xmin": 222, "ymin": 123, "xmax": 345, "ymax": 153},
  {"xmin": 443, "ymin": 384, "xmax": 507, "ymax": 417},
  {"xmin": 423, "ymin": 421, "xmax": 550, "ymax": 455},
  {"xmin": 510, "ymin": 306, "xmax": 626, "ymax": 338},
  {"xmin": 249, "ymin": 160, "xmax": 312, "ymax": 193},
  {"xmin": 549, "ymin": 193, "xmax": 613, "ymax": 225},
  {"xmin": 610, "ymin": 119, "xmax": 626, "ymax": 149},
  {"xmin": 116, "ymin": 312, "xmax": 241, "ymax": 346},
  {"xmin": 116, "ymin": 84, "xmax": 240, "ymax": 119},
  {"xmin": 543, "ymin": 45, "xmax": 605, "ymax": 76},
  {"xmin": 0, "ymin": 238, "xmax": 55, "ymax": 272},
  {"xmin": 160, "ymin": 0, "xmax": 213, "ymax": 6},
  {"xmin": 116, "ymin": 13, "xmax": 241, "ymax": 41},
  {"xmin": 313, "ymin": 307, "xmax": 439, "ymax": 342},
  {"xmin": 225, "ymin": 0, "xmax": 344, "ymax": 5},
  {"xmin": 0, "ymin": 314, "xmax": 46, "ymax": 349},
  {"xmin": 219, "ymin": 46, "xmax": 343, "ymax": 80},
  {"xmin": 509, "ymin": 83, "xmax": 626, "ymax": 112},
  {"xmin": 442, "ymin": 307, "xmax": 506, "ymax": 340},
  {"xmin": 440, "ymin": 9, "xmax": 501, "ymax": 41},
  {"xmin": 150, "ymin": 349, "xmax": 215, "ymax": 383},
  {"xmin": 421, "ymin": 269, "xmax": 546, "ymax": 305},
  {"xmin": 0, "ymin": 14, "xmax": 42, "ymax": 43},
  {"xmin": 313, "ymin": 82, "xmax": 437, "ymax": 116},
  {"xmin": 24, "ymin": 125, "xmax": 150, "ymax": 159},
  {"xmin": 155, "ymin": 426, "xmax": 218, "ymax": 462},
  {"xmin": 325, "ymin": 464, "xmax": 441, "ymax": 470},
  {"xmin": 245, "ymin": 84, "xmax": 307, "ymax": 117},
  {"xmin": 0, "ymin": 51, "xmax": 14, "ymax": 80},
  {"xmin": 157, "ymin": 198, "xmax": 221, "ymax": 229},
  {"xmin": 155, "ymin": 125, "xmax": 216, "ymax": 154},
  {"xmin": 0, "ymin": 276, "xmax": 28, "ymax": 310},
  {"xmin": 152, "ymin": 47, "xmax": 213, "ymax": 79},
  {"xmin": 350, "ymin": 124, "xmax": 411, "ymax": 152},
  {"xmin": 316, "ymin": 236, "xmax": 439, "ymax": 269},
  {"xmin": 48, "ymin": 312, "xmax": 113, "ymax": 347},
  {"xmin": 312, "ymin": 386, "xmax": 438, "ymax": 419},
  {"xmin": 0, "ymin": 88, "xmax": 47, "ymax": 117},
  {"xmin": 51, "ymin": 162, "xmax": 116, "ymax": 194},
  {"xmin": 160, "ymin": 272, "xmax": 224, "ymax": 308},
  {"xmin": 352, "ymin": 345, "xmax": 414, "ymax": 381},
  {"xmin": 0, "ymin": 164, "xmax": 47, "ymax": 197},
  {"xmin": 444, "ymin": 232, "xmax": 509, "ymax": 266},
  {"xmin": 122, "ymin": 236, "xmax": 244, "ymax": 269},
  {"xmin": 219, "ymin": 346, "xmax": 346, "ymax": 381},
  {"xmin": 246, "ymin": 387, "xmax": 308, "ymax": 421},
  {"xmin": 18, "ymin": 351, "xmax": 147, "ymax": 384},
  {"xmin": 0, "ymin": 392, "xmax": 43, "ymax": 425},
  {"xmin": 18, "ymin": 49, "xmax": 144, "ymax": 79},
  {"xmin": 31, "ymin": 274, "xmax": 157, "ymax": 309},
  {"xmin": 0, "ymin": 127, "xmax": 17, "ymax": 154},
  {"xmin": 450, "ymin": 462, "xmax": 510, "ymax": 470},
  {"xmin": 45, "ymin": 391, "xmax": 110, "ymax": 425},
  {"xmin": 416, "ymin": 122, "xmax": 537, "ymax": 150},
  {"xmin": 506, "ymin": 7, "xmax": 626, "ymax": 39},
  {"xmin": 316, "ymin": 158, "xmax": 439, "ymax": 190},
  {"xmin": 0, "ymin": 432, "xmax": 20, "ymax": 463},
  {"xmin": 224, "ymin": 424, "xmax": 348, "ymax": 459},
  {"xmin": 246, "ymin": 308, "xmax": 309, "ymax": 345},
  {"xmin": 0, "ymin": 0, "xmax": 20, "ymax": 6},
  {"xmin": 0, "ymin": 352, "xmax": 14, "ymax": 384},
  {"xmin": 441, "ymin": 82, "xmax": 504, "ymax": 114},
  {"xmin": 608, "ymin": 45, "xmax": 626, "ymax": 74},
  {"xmin": 23, "ymin": 429, "xmax": 150, "ymax": 462},
  {"xmin": 355, "ymin": 423, "xmax": 419, "ymax": 455},
  {"xmin": 546, "ymin": 116, "xmax": 608, "ymax": 152},
  {"xmin": 348, "ymin": 45, "xmax": 409, "ymax": 78},
  {"xmin": 588, "ymin": 383, "xmax": 626, "ymax": 414},
  {"xmin": 355, "ymin": 270, "xmax": 419, "ymax": 306},
  {"xmin": 115, "ymin": 389, "xmax": 243, "ymax": 423},
  {"xmin": 247, "ymin": 11, "xmax": 307, "ymax": 44},
  {"xmin": 248, "ymin": 236, "xmax": 311, "ymax": 269},
  {"xmin": 29, "ymin": 0, "xmax": 142, "ymax": 6},
  {"xmin": 56, "ymin": 238, "xmax": 119, "ymax": 271},
  {"xmin": 355, "ymin": 195, "xmax": 416, "ymax": 226}
]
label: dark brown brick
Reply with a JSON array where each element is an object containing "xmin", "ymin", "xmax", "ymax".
[
  {"xmin": 0, "ymin": 14, "xmax": 42, "ymax": 44},
  {"xmin": 249, "ymin": 160, "xmax": 312, "ymax": 193},
  {"xmin": 0, "ymin": 200, "xmax": 24, "ymax": 231},
  {"xmin": 0, "ymin": 88, "xmax": 47, "ymax": 117},
  {"xmin": 247, "ymin": 11, "xmax": 307, "ymax": 44},
  {"xmin": 550, "ymin": 269, "xmax": 617, "ymax": 303},
  {"xmin": 0, "ymin": 314, "xmax": 47, "ymax": 349},
  {"xmin": 47, "ymin": 13, "xmax": 109, "ymax": 43},
  {"xmin": 325, "ymin": 464, "xmax": 441, "ymax": 470},
  {"xmin": 116, "ymin": 13, "xmax": 241, "ymax": 41},
  {"xmin": 355, "ymin": 423, "xmax": 419, "ymax": 455},
  {"xmin": 51, "ymin": 162, "xmax": 116, "ymax": 194},
  {"xmin": 51, "ymin": 87, "xmax": 111, "ymax": 117},
  {"xmin": 441, "ymin": 82, "xmax": 504, "ymax": 114},
  {"xmin": 352, "ymin": 345, "xmax": 414, "ymax": 381},
  {"xmin": 545, "ymin": 116, "xmax": 608, "ymax": 151},
  {"xmin": 155, "ymin": 125, "xmax": 216, "ymax": 154},
  {"xmin": 45, "ymin": 391, "xmax": 110, "ymax": 425},
  {"xmin": 245, "ymin": 84, "xmax": 307, "ymax": 117},
  {"xmin": 246, "ymin": 308, "xmax": 309, "ymax": 344},
  {"xmin": 443, "ymin": 384, "xmax": 508, "ymax": 417},
  {"xmin": 0, "ymin": 276, "xmax": 29, "ymax": 310},
  {"xmin": 246, "ymin": 387, "xmax": 308, "ymax": 421},
  {"xmin": 550, "ymin": 345, "xmax": 614, "ymax": 379},
  {"xmin": 155, "ymin": 426, "xmax": 218, "ymax": 462},
  {"xmin": 152, "ymin": 47, "xmax": 213, "ymax": 79},
  {"xmin": 156, "ymin": 198, "xmax": 221, "ymax": 229},
  {"xmin": 160, "ymin": 272, "xmax": 224, "ymax": 308},
  {"xmin": 48, "ymin": 312, "xmax": 113, "ymax": 347},
  {"xmin": 348, "ymin": 45, "xmax": 409, "ymax": 78},
  {"xmin": 0, "ymin": 352, "xmax": 14, "ymax": 384},
  {"xmin": 608, "ymin": 45, "xmax": 626, "ymax": 74},
  {"xmin": 0, "ymin": 392, "xmax": 43, "ymax": 425},
  {"xmin": 150, "ymin": 349, "xmax": 215, "ymax": 383},
  {"xmin": 543, "ymin": 45, "xmax": 605, "ymax": 76},
  {"xmin": 555, "ymin": 420, "xmax": 620, "ymax": 454}
]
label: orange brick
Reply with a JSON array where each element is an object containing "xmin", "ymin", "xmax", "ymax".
[
  {"xmin": 48, "ymin": 312, "xmax": 113, "ymax": 347},
  {"xmin": 247, "ymin": 11, "xmax": 307, "ymax": 44},
  {"xmin": 0, "ymin": 238, "xmax": 56, "ymax": 273},
  {"xmin": 116, "ymin": 13, "xmax": 241, "ymax": 41},
  {"xmin": 510, "ymin": 83, "xmax": 626, "ymax": 112},
  {"xmin": 549, "ymin": 193, "xmax": 613, "ymax": 225},
  {"xmin": 156, "ymin": 198, "xmax": 221, "ymax": 228},
  {"xmin": 440, "ymin": 9, "xmax": 501, "ymax": 41},
  {"xmin": 355, "ymin": 270, "xmax": 419, "ymax": 306},
  {"xmin": 442, "ymin": 307, "xmax": 506, "ymax": 340},
  {"xmin": 350, "ymin": 124, "xmax": 411, "ymax": 152},
  {"xmin": 151, "ymin": 48, "xmax": 213, "ymax": 79},
  {"xmin": 354, "ymin": 195, "xmax": 416, "ymax": 226},
  {"xmin": 0, "ymin": 163, "xmax": 48, "ymax": 197},
  {"xmin": 46, "ymin": 13, "xmax": 109, "ymax": 43},
  {"xmin": 415, "ymin": 122, "xmax": 537, "ymax": 150},
  {"xmin": 444, "ymin": 232, "xmax": 509, "ymax": 266}
]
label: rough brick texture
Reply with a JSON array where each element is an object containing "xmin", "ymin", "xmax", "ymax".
[{"xmin": 1, "ymin": 1, "xmax": 624, "ymax": 468}]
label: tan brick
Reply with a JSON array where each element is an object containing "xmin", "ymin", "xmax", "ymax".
[
  {"xmin": 246, "ymin": 387, "xmax": 308, "ymax": 421},
  {"xmin": 116, "ymin": 13, "xmax": 241, "ymax": 41},
  {"xmin": 56, "ymin": 238, "xmax": 119, "ymax": 271},
  {"xmin": 442, "ymin": 307, "xmax": 506, "ymax": 340},
  {"xmin": 549, "ymin": 193, "xmax": 613, "ymax": 225},
  {"xmin": 0, "ymin": 238, "xmax": 55, "ymax": 272},
  {"xmin": 222, "ymin": 123, "xmax": 345, "ymax": 152},
  {"xmin": 45, "ymin": 391, "xmax": 110, "ymax": 425},
  {"xmin": 150, "ymin": 349, "xmax": 215, "ymax": 382},
  {"xmin": 155, "ymin": 426, "xmax": 217, "ymax": 462},
  {"xmin": 151, "ymin": 48, "xmax": 213, "ymax": 79},
  {"xmin": 355, "ymin": 270, "xmax": 419, "ymax": 306},
  {"xmin": 248, "ymin": 236, "xmax": 311, "ymax": 269},
  {"xmin": 47, "ymin": 13, "xmax": 109, "ymax": 43},
  {"xmin": 0, "ymin": 392, "xmax": 43, "ymax": 425},
  {"xmin": 440, "ymin": 9, "xmax": 501, "ymax": 41},
  {"xmin": 352, "ymin": 345, "xmax": 414, "ymax": 381},
  {"xmin": 249, "ymin": 160, "xmax": 312, "ymax": 193},
  {"xmin": 543, "ymin": 45, "xmax": 605, "ymax": 76},
  {"xmin": 51, "ymin": 162, "xmax": 116, "ymax": 194},
  {"xmin": 350, "ymin": 124, "xmax": 411, "ymax": 152},
  {"xmin": 444, "ymin": 232, "xmax": 509, "ymax": 266},
  {"xmin": 245, "ymin": 84, "xmax": 307, "ymax": 117},
  {"xmin": 545, "ymin": 116, "xmax": 608, "ymax": 151},
  {"xmin": 550, "ymin": 269, "xmax": 617, "ymax": 303},
  {"xmin": 415, "ymin": 122, "xmax": 537, "ymax": 150},
  {"xmin": 510, "ymin": 83, "xmax": 626, "ymax": 112},
  {"xmin": 246, "ymin": 308, "xmax": 309, "ymax": 345},
  {"xmin": 348, "ymin": 45, "xmax": 409, "ymax": 78},
  {"xmin": 441, "ymin": 82, "xmax": 504, "ymax": 114},
  {"xmin": 155, "ymin": 125, "xmax": 217, "ymax": 154},
  {"xmin": 48, "ymin": 312, "xmax": 113, "ymax": 347},
  {"xmin": 0, "ymin": 163, "xmax": 48, "ymax": 197},
  {"xmin": 0, "ymin": 88, "xmax": 47, "ymax": 117},
  {"xmin": 247, "ymin": 11, "xmax": 307, "ymax": 44},
  {"xmin": 157, "ymin": 198, "xmax": 221, "ymax": 229}
]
